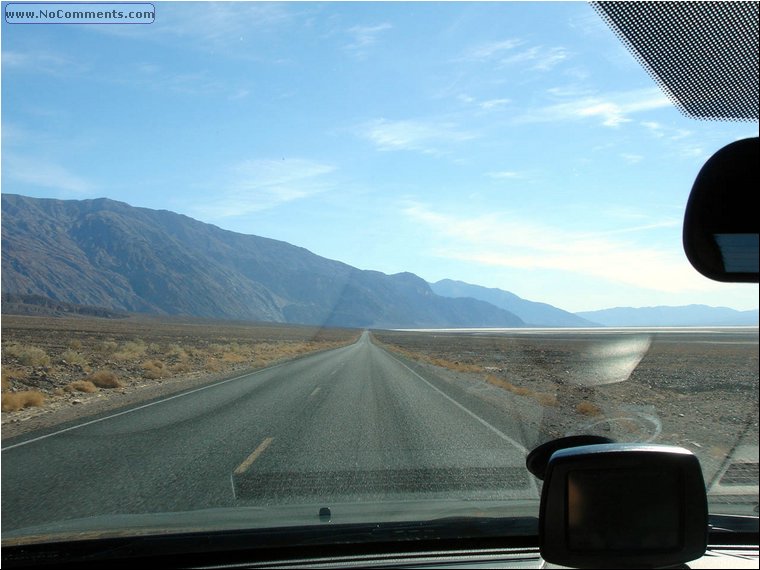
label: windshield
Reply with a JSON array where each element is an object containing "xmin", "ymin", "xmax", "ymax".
[{"xmin": 1, "ymin": 0, "xmax": 758, "ymax": 548}]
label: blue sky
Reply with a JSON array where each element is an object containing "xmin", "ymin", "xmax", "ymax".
[{"xmin": 2, "ymin": 1, "xmax": 758, "ymax": 313}]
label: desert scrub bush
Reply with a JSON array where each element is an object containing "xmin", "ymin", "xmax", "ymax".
[
  {"xmin": 222, "ymin": 351, "xmax": 247, "ymax": 363},
  {"xmin": 97, "ymin": 340, "xmax": 118, "ymax": 354},
  {"xmin": 166, "ymin": 344, "xmax": 188, "ymax": 360},
  {"xmin": 15, "ymin": 346, "xmax": 51, "ymax": 367},
  {"xmin": 113, "ymin": 340, "xmax": 146, "ymax": 360},
  {"xmin": 2, "ymin": 366, "xmax": 26, "ymax": 390},
  {"xmin": 61, "ymin": 349, "xmax": 88, "ymax": 366},
  {"xmin": 485, "ymin": 374, "xmax": 558, "ymax": 407},
  {"xmin": 87, "ymin": 370, "xmax": 122, "ymax": 388},
  {"xmin": 65, "ymin": 380, "xmax": 98, "ymax": 393},
  {"xmin": 204, "ymin": 357, "xmax": 221, "ymax": 373},
  {"xmin": 68, "ymin": 339, "xmax": 83, "ymax": 350},
  {"xmin": 2, "ymin": 390, "xmax": 46, "ymax": 412},
  {"xmin": 576, "ymin": 400, "xmax": 603, "ymax": 417},
  {"xmin": 207, "ymin": 344, "xmax": 225, "ymax": 356},
  {"xmin": 170, "ymin": 361, "xmax": 192, "ymax": 374},
  {"xmin": 143, "ymin": 360, "xmax": 167, "ymax": 379}
]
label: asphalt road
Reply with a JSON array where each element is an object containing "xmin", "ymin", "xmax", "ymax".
[{"xmin": 1, "ymin": 332, "xmax": 538, "ymax": 532}]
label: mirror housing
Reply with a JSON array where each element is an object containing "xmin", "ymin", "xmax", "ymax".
[{"xmin": 683, "ymin": 137, "xmax": 759, "ymax": 283}]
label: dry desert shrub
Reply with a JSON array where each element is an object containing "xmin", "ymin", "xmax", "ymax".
[
  {"xmin": 143, "ymin": 360, "xmax": 166, "ymax": 379},
  {"xmin": 535, "ymin": 392, "xmax": 559, "ymax": 407},
  {"xmin": 576, "ymin": 400, "xmax": 603, "ymax": 417},
  {"xmin": 113, "ymin": 340, "xmax": 146, "ymax": 361},
  {"xmin": 204, "ymin": 357, "xmax": 221, "ymax": 373},
  {"xmin": 66, "ymin": 380, "xmax": 98, "ymax": 393},
  {"xmin": 2, "ymin": 366, "xmax": 26, "ymax": 390},
  {"xmin": 2, "ymin": 390, "xmax": 46, "ymax": 412},
  {"xmin": 170, "ymin": 361, "xmax": 192, "ymax": 374},
  {"xmin": 61, "ymin": 349, "xmax": 88, "ymax": 366},
  {"xmin": 221, "ymin": 351, "xmax": 247, "ymax": 363},
  {"xmin": 166, "ymin": 344, "xmax": 188, "ymax": 360},
  {"xmin": 97, "ymin": 340, "xmax": 118, "ymax": 354},
  {"xmin": 87, "ymin": 370, "xmax": 122, "ymax": 388},
  {"xmin": 4, "ymin": 344, "xmax": 51, "ymax": 367},
  {"xmin": 484, "ymin": 374, "xmax": 558, "ymax": 407},
  {"xmin": 68, "ymin": 339, "xmax": 83, "ymax": 350}
]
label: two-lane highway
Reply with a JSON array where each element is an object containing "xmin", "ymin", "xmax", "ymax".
[{"xmin": 2, "ymin": 332, "xmax": 537, "ymax": 533}]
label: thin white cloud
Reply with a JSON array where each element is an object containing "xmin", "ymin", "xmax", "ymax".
[
  {"xmin": 620, "ymin": 153, "xmax": 644, "ymax": 164},
  {"xmin": 500, "ymin": 46, "xmax": 570, "ymax": 71},
  {"xmin": 461, "ymin": 40, "xmax": 569, "ymax": 72},
  {"xmin": 344, "ymin": 23, "xmax": 392, "ymax": 57},
  {"xmin": 486, "ymin": 170, "xmax": 522, "ymax": 179},
  {"xmin": 3, "ymin": 155, "xmax": 94, "ymax": 194},
  {"xmin": 358, "ymin": 118, "xmax": 477, "ymax": 155},
  {"xmin": 479, "ymin": 98, "xmax": 511, "ymax": 110},
  {"xmin": 198, "ymin": 158, "xmax": 335, "ymax": 217},
  {"xmin": 517, "ymin": 87, "xmax": 672, "ymax": 127},
  {"xmin": 401, "ymin": 202, "xmax": 719, "ymax": 294},
  {"xmin": 2, "ymin": 50, "xmax": 88, "ymax": 76},
  {"xmin": 463, "ymin": 39, "xmax": 522, "ymax": 60},
  {"xmin": 89, "ymin": 2, "xmax": 298, "ymax": 63}
]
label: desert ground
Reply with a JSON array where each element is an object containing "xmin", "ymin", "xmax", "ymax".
[
  {"xmin": 1, "ymin": 314, "xmax": 358, "ymax": 439},
  {"xmin": 371, "ymin": 328, "xmax": 759, "ymax": 468},
  {"xmin": 3, "ymin": 318, "xmax": 757, "ymax": 467}
]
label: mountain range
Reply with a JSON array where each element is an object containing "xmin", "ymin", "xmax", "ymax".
[
  {"xmin": 576, "ymin": 305, "xmax": 759, "ymax": 327},
  {"xmin": 2, "ymin": 194, "xmax": 756, "ymax": 328},
  {"xmin": 1, "ymin": 194, "xmax": 525, "ymax": 328},
  {"xmin": 430, "ymin": 279, "xmax": 597, "ymax": 327}
]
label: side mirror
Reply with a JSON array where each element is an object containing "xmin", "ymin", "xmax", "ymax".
[{"xmin": 683, "ymin": 137, "xmax": 759, "ymax": 283}]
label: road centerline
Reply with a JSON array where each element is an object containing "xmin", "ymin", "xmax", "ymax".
[{"xmin": 234, "ymin": 437, "xmax": 275, "ymax": 475}]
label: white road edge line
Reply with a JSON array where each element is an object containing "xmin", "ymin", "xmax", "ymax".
[
  {"xmin": 1, "ymin": 346, "xmax": 354, "ymax": 452},
  {"xmin": 383, "ymin": 348, "xmax": 540, "ymax": 497},
  {"xmin": 0, "ymin": 341, "xmax": 359, "ymax": 451},
  {"xmin": 390, "ymin": 356, "xmax": 529, "ymax": 453}
]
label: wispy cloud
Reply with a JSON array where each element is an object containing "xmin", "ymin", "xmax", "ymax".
[
  {"xmin": 500, "ymin": 46, "xmax": 570, "ymax": 71},
  {"xmin": 344, "ymin": 23, "xmax": 392, "ymax": 58},
  {"xmin": 463, "ymin": 39, "xmax": 522, "ymax": 61},
  {"xmin": 620, "ymin": 153, "xmax": 644, "ymax": 164},
  {"xmin": 109, "ymin": 63, "xmax": 248, "ymax": 98},
  {"xmin": 460, "ymin": 39, "xmax": 569, "ymax": 71},
  {"xmin": 486, "ymin": 170, "xmax": 523, "ymax": 179},
  {"xmin": 479, "ymin": 98, "xmax": 511, "ymax": 110},
  {"xmin": 456, "ymin": 94, "xmax": 510, "ymax": 111},
  {"xmin": 517, "ymin": 87, "xmax": 672, "ymax": 127},
  {"xmin": 358, "ymin": 118, "xmax": 477, "ymax": 155},
  {"xmin": 3, "ymin": 154, "xmax": 94, "ymax": 194},
  {"xmin": 2, "ymin": 50, "xmax": 88, "ymax": 76},
  {"xmin": 197, "ymin": 158, "xmax": 335, "ymax": 218},
  {"xmin": 90, "ymin": 2, "xmax": 298, "ymax": 61},
  {"xmin": 401, "ymin": 202, "xmax": 716, "ymax": 294}
]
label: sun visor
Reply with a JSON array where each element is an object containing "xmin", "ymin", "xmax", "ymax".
[{"xmin": 683, "ymin": 137, "xmax": 759, "ymax": 283}]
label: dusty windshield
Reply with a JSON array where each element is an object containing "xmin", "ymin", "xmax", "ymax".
[{"xmin": 1, "ymin": 1, "xmax": 758, "ymax": 542}]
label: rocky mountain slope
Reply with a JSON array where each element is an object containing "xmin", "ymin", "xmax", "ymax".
[{"xmin": 1, "ymin": 194, "xmax": 523, "ymax": 329}]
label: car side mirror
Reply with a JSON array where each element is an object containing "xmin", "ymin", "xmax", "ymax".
[{"xmin": 683, "ymin": 137, "xmax": 759, "ymax": 283}]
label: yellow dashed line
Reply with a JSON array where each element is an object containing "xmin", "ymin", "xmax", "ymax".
[{"xmin": 234, "ymin": 437, "xmax": 274, "ymax": 475}]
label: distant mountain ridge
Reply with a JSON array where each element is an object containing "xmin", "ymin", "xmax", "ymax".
[
  {"xmin": 430, "ymin": 279, "xmax": 598, "ymax": 327},
  {"xmin": 576, "ymin": 305, "xmax": 759, "ymax": 327},
  {"xmin": 1, "ymin": 194, "xmax": 524, "ymax": 329}
]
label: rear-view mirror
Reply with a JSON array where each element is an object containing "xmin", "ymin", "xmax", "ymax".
[{"xmin": 683, "ymin": 137, "xmax": 759, "ymax": 283}]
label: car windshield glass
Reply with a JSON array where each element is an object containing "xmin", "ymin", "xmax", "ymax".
[{"xmin": 1, "ymin": 0, "xmax": 758, "ymax": 546}]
